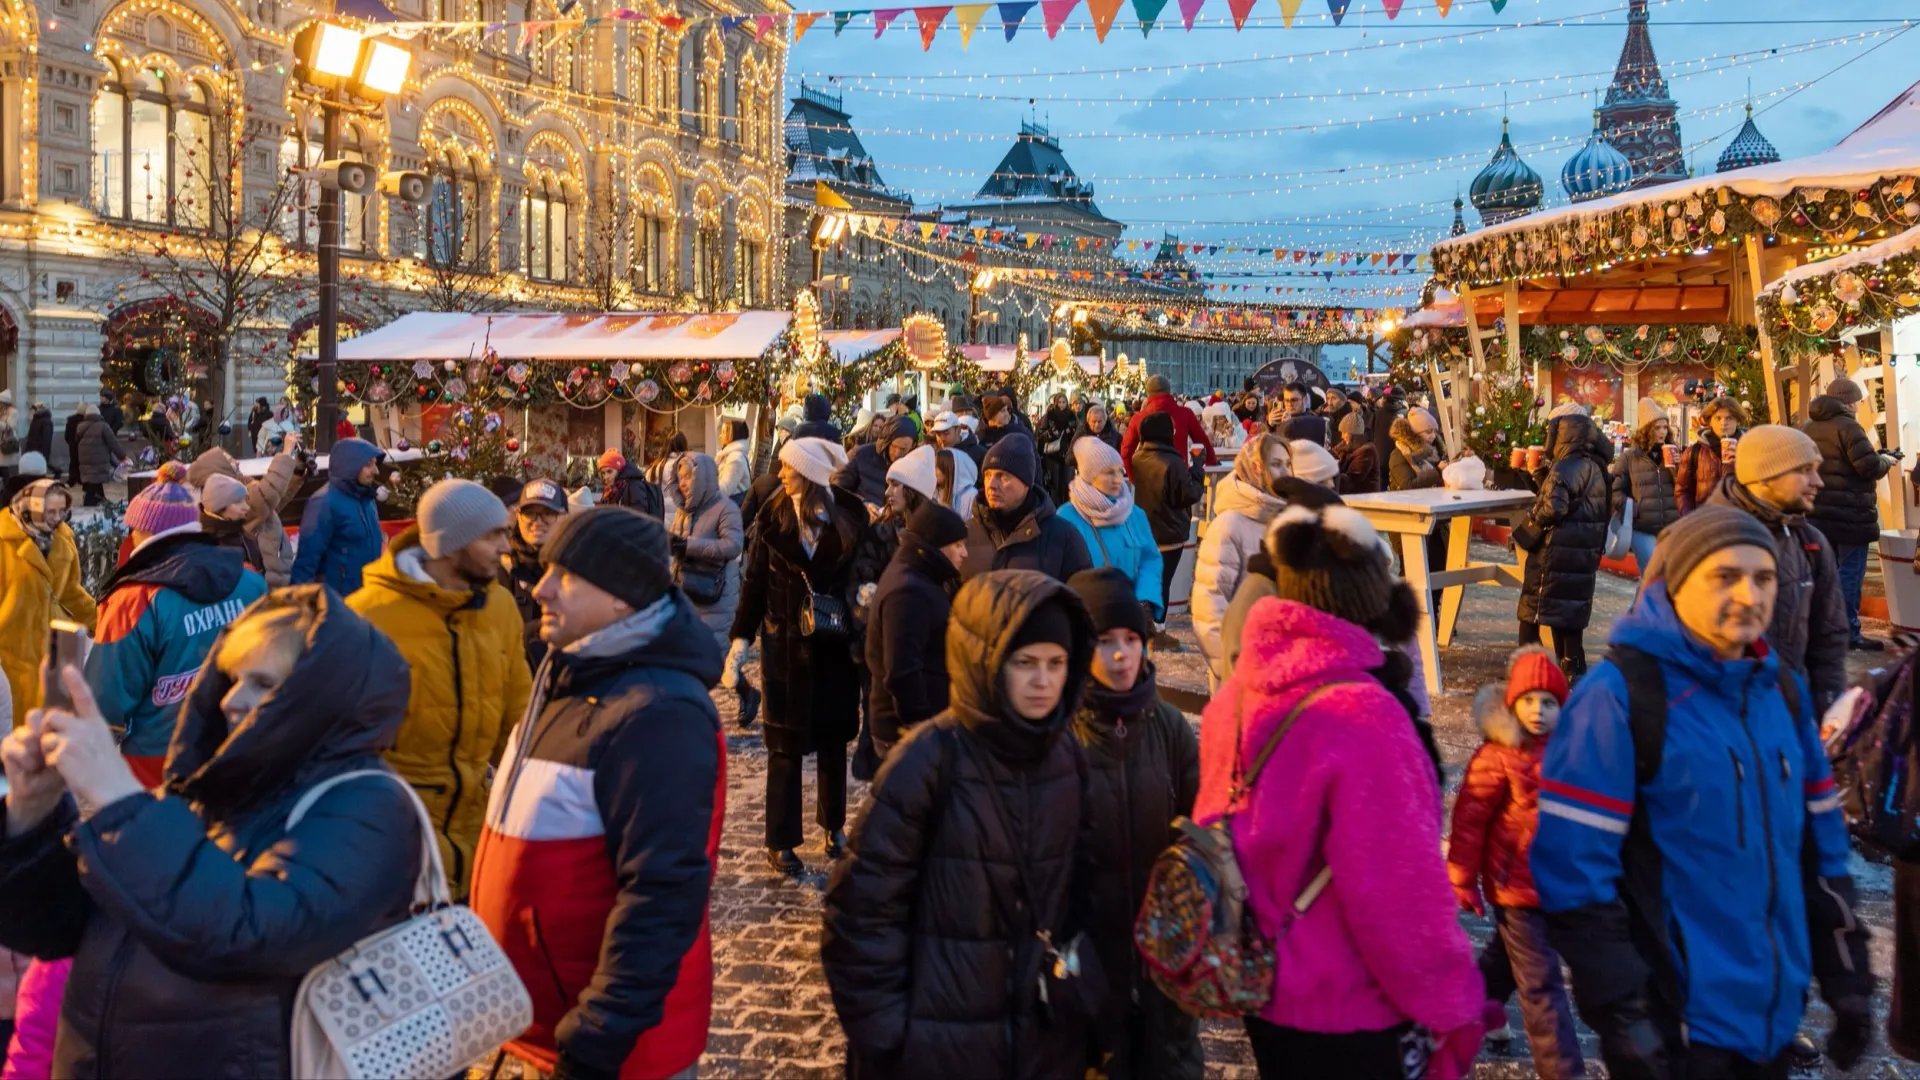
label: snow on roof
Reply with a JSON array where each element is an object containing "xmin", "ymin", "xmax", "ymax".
[
  {"xmin": 335, "ymin": 311, "xmax": 793, "ymax": 363},
  {"xmin": 1435, "ymin": 79, "xmax": 1920, "ymax": 257},
  {"xmin": 822, "ymin": 328, "xmax": 902, "ymax": 363},
  {"xmin": 1760, "ymin": 223, "xmax": 1920, "ymax": 298}
]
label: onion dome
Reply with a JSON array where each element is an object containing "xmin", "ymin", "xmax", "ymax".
[
  {"xmin": 1469, "ymin": 118, "xmax": 1544, "ymax": 226},
  {"xmin": 1561, "ymin": 111, "xmax": 1633, "ymax": 203},
  {"xmin": 1716, "ymin": 104, "xmax": 1781, "ymax": 174}
]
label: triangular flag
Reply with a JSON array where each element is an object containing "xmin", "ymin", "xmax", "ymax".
[
  {"xmin": 833, "ymin": 10, "xmax": 855, "ymax": 33},
  {"xmin": 913, "ymin": 6, "xmax": 948, "ymax": 48},
  {"xmin": 1326, "ymin": 0, "xmax": 1349, "ymax": 25},
  {"xmin": 920, "ymin": 222, "xmax": 936, "ymax": 240},
  {"xmin": 1025, "ymin": 233, "xmax": 1038, "ymax": 249},
  {"xmin": 1132, "ymin": 0, "xmax": 1168, "ymax": 34},
  {"xmin": 1226, "ymin": 0, "xmax": 1255, "ymax": 30},
  {"xmin": 998, "ymin": 0, "xmax": 1036, "ymax": 37},
  {"xmin": 873, "ymin": 8, "xmax": 904, "ymax": 35},
  {"xmin": 721, "ymin": 15, "xmax": 746, "ymax": 32},
  {"xmin": 972, "ymin": 226, "xmax": 986, "ymax": 242},
  {"xmin": 794, "ymin": 11, "xmax": 823, "ymax": 38},
  {"xmin": 1176, "ymin": 0, "xmax": 1203, "ymax": 28},
  {"xmin": 1086, "ymin": 0, "xmax": 1123, "ymax": 38},
  {"xmin": 815, "ymin": 181, "xmax": 852, "ymax": 210},
  {"xmin": 956, "ymin": 3, "xmax": 990, "ymax": 45},
  {"xmin": 1275, "ymin": 0, "xmax": 1301, "ymax": 26},
  {"xmin": 1434, "ymin": 0, "xmax": 1451, "ymax": 13},
  {"xmin": 755, "ymin": 14, "xmax": 778, "ymax": 37},
  {"xmin": 1488, "ymin": 0, "xmax": 1507, "ymax": 10},
  {"xmin": 1041, "ymin": 0, "xmax": 1077, "ymax": 37},
  {"xmin": 1380, "ymin": 0, "xmax": 1400, "ymax": 16}
]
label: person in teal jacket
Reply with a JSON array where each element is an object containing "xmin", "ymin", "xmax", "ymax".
[
  {"xmin": 291, "ymin": 437, "xmax": 384, "ymax": 596},
  {"xmin": 1058, "ymin": 436, "xmax": 1164, "ymax": 621},
  {"xmin": 86, "ymin": 463, "xmax": 268, "ymax": 787}
]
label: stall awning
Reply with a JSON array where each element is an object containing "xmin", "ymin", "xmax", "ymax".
[
  {"xmin": 822, "ymin": 328, "xmax": 902, "ymax": 363},
  {"xmin": 335, "ymin": 311, "xmax": 793, "ymax": 362}
]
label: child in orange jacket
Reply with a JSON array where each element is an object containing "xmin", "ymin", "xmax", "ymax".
[{"xmin": 1448, "ymin": 646, "xmax": 1585, "ymax": 1079}]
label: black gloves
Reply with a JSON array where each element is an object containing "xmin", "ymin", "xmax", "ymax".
[
  {"xmin": 669, "ymin": 533, "xmax": 688, "ymax": 556},
  {"xmin": 1825, "ymin": 994, "xmax": 1874, "ymax": 1071}
]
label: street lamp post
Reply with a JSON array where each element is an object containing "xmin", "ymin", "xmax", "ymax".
[{"xmin": 291, "ymin": 21, "xmax": 415, "ymax": 451}]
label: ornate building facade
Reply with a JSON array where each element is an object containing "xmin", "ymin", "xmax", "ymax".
[
  {"xmin": 1597, "ymin": 0, "xmax": 1687, "ymax": 189},
  {"xmin": 783, "ymin": 89, "xmax": 1318, "ymax": 397},
  {"xmin": 0, "ymin": 0, "xmax": 787, "ymax": 426}
]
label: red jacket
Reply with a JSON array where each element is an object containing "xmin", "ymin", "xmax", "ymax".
[
  {"xmin": 470, "ymin": 599, "xmax": 726, "ymax": 1080},
  {"xmin": 1674, "ymin": 433, "xmax": 1733, "ymax": 513},
  {"xmin": 1121, "ymin": 393, "xmax": 1218, "ymax": 476},
  {"xmin": 1446, "ymin": 686, "xmax": 1548, "ymax": 910}
]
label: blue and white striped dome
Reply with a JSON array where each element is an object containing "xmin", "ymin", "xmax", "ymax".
[{"xmin": 1562, "ymin": 113, "xmax": 1634, "ymax": 202}]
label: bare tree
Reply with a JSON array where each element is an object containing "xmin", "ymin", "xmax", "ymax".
[
  {"xmin": 403, "ymin": 193, "xmax": 516, "ymax": 313},
  {"xmin": 115, "ymin": 87, "xmax": 306, "ymax": 414},
  {"xmin": 580, "ymin": 187, "xmax": 635, "ymax": 312}
]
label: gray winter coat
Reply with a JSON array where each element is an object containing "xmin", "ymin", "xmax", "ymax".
[
  {"xmin": 74, "ymin": 414, "xmax": 123, "ymax": 485},
  {"xmin": 670, "ymin": 453, "xmax": 744, "ymax": 644}
]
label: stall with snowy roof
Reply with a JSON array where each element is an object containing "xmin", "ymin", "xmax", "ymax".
[{"xmin": 1427, "ymin": 80, "xmax": 1920, "ymax": 440}]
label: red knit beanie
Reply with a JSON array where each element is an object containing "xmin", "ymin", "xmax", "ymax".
[{"xmin": 1505, "ymin": 645, "xmax": 1569, "ymax": 708}]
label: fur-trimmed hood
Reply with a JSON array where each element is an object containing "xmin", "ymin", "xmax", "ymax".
[
  {"xmin": 1473, "ymin": 684, "xmax": 1527, "ymax": 749},
  {"xmin": 1389, "ymin": 417, "xmax": 1435, "ymax": 462}
]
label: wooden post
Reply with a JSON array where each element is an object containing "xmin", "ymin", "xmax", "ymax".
[{"xmin": 1744, "ymin": 236, "xmax": 1788, "ymax": 425}]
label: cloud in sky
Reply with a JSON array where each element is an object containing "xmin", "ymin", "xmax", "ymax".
[{"xmin": 784, "ymin": 0, "xmax": 1920, "ymax": 306}]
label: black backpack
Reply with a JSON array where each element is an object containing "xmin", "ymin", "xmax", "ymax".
[{"xmin": 1609, "ymin": 645, "xmax": 1803, "ymax": 785}]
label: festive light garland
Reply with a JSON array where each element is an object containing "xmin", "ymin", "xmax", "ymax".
[{"xmin": 1758, "ymin": 228, "xmax": 1920, "ymax": 359}]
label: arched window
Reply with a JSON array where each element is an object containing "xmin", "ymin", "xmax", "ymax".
[
  {"xmin": 94, "ymin": 65, "xmax": 175, "ymax": 224},
  {"xmin": 425, "ymin": 145, "xmax": 482, "ymax": 266},
  {"xmin": 523, "ymin": 173, "xmax": 571, "ymax": 281},
  {"xmin": 634, "ymin": 165, "xmax": 674, "ymax": 295},
  {"xmin": 280, "ymin": 112, "xmax": 371, "ymax": 252},
  {"xmin": 677, "ymin": 32, "xmax": 701, "ymax": 134},
  {"xmin": 734, "ymin": 198, "xmax": 766, "ymax": 307}
]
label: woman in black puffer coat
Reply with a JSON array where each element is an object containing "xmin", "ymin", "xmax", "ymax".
[
  {"xmin": 1804, "ymin": 387, "xmax": 1893, "ymax": 549},
  {"xmin": 1514, "ymin": 413, "xmax": 1614, "ymax": 678},
  {"xmin": 1067, "ymin": 568, "xmax": 1202, "ymax": 1080},
  {"xmin": 1612, "ymin": 401, "xmax": 1679, "ymax": 576},
  {"xmin": 0, "ymin": 586, "xmax": 420, "ymax": 1079},
  {"xmin": 823, "ymin": 570, "xmax": 1102, "ymax": 1080}
]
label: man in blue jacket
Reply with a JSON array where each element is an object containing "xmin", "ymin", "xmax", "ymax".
[
  {"xmin": 290, "ymin": 437, "xmax": 384, "ymax": 596},
  {"xmin": 1535, "ymin": 505, "xmax": 1873, "ymax": 1079}
]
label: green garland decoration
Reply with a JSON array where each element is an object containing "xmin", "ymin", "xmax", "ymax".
[
  {"xmin": 1757, "ymin": 234, "xmax": 1920, "ymax": 359},
  {"xmin": 802, "ymin": 338, "xmax": 1149, "ymax": 430},
  {"xmin": 1434, "ymin": 176, "xmax": 1920, "ymax": 288}
]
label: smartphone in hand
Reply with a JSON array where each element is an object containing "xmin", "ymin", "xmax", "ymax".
[{"xmin": 41, "ymin": 620, "xmax": 91, "ymax": 713}]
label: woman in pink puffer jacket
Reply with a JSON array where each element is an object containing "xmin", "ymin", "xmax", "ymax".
[
  {"xmin": 1194, "ymin": 503, "xmax": 1486, "ymax": 1080},
  {"xmin": 4, "ymin": 958, "xmax": 69, "ymax": 1080}
]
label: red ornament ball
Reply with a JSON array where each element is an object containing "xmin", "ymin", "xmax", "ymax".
[{"xmin": 506, "ymin": 438, "xmax": 521, "ymax": 452}]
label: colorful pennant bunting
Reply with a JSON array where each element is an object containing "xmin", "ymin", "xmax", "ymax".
[
  {"xmin": 1086, "ymin": 0, "xmax": 1123, "ymax": 39},
  {"xmin": 998, "ymin": 0, "xmax": 1035, "ymax": 37},
  {"xmin": 1041, "ymin": 0, "xmax": 1077, "ymax": 37},
  {"xmin": 956, "ymin": 3, "xmax": 990, "ymax": 45},
  {"xmin": 1226, "ymin": 0, "xmax": 1254, "ymax": 30},
  {"xmin": 794, "ymin": 11, "xmax": 822, "ymax": 38},
  {"xmin": 1380, "ymin": 0, "xmax": 1400, "ymax": 16},
  {"xmin": 1132, "ymin": 0, "xmax": 1168, "ymax": 34},
  {"xmin": 832, "ymin": 10, "xmax": 854, "ymax": 33},
  {"xmin": 1177, "ymin": 0, "xmax": 1203, "ymax": 28},
  {"xmin": 1326, "ymin": 0, "xmax": 1349, "ymax": 25},
  {"xmin": 873, "ymin": 7, "xmax": 903, "ymax": 35},
  {"xmin": 913, "ymin": 5, "xmax": 947, "ymax": 48}
]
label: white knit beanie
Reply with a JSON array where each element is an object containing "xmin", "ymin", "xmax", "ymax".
[
  {"xmin": 779, "ymin": 436, "xmax": 847, "ymax": 489},
  {"xmin": 886, "ymin": 444, "xmax": 941, "ymax": 502},
  {"xmin": 1288, "ymin": 439, "xmax": 1340, "ymax": 486},
  {"xmin": 1408, "ymin": 407, "xmax": 1440, "ymax": 437},
  {"xmin": 1072, "ymin": 435, "xmax": 1123, "ymax": 477}
]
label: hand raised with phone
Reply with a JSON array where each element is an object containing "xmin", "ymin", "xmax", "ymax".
[{"xmin": 31, "ymin": 666, "xmax": 144, "ymax": 820}]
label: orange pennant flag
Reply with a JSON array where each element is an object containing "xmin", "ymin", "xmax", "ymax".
[
  {"xmin": 913, "ymin": 6, "xmax": 949, "ymax": 48},
  {"xmin": 955, "ymin": 3, "xmax": 990, "ymax": 45},
  {"xmin": 1275, "ymin": 0, "xmax": 1301, "ymax": 26},
  {"xmin": 1435, "ymin": 0, "xmax": 1452, "ymax": 13},
  {"xmin": 794, "ymin": 11, "xmax": 823, "ymax": 39},
  {"xmin": 1087, "ymin": 0, "xmax": 1124, "ymax": 40}
]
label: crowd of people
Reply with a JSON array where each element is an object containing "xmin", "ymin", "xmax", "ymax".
[{"xmin": 0, "ymin": 369, "xmax": 1912, "ymax": 1080}]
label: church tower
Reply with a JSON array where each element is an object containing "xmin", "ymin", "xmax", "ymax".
[{"xmin": 1597, "ymin": 0, "xmax": 1688, "ymax": 189}]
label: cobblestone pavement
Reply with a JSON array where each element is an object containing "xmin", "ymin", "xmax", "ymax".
[{"xmin": 522, "ymin": 542, "xmax": 1920, "ymax": 1079}]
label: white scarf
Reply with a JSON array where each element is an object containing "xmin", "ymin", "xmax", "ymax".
[{"xmin": 1069, "ymin": 476, "xmax": 1136, "ymax": 529}]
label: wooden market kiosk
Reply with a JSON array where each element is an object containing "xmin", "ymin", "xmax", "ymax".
[{"xmin": 1424, "ymin": 80, "xmax": 1920, "ymax": 448}]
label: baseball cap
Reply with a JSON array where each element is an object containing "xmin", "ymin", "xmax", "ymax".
[
  {"xmin": 929, "ymin": 411, "xmax": 959, "ymax": 433},
  {"xmin": 517, "ymin": 478, "xmax": 569, "ymax": 513}
]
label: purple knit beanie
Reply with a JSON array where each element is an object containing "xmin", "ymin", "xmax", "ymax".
[{"xmin": 124, "ymin": 461, "xmax": 200, "ymax": 535}]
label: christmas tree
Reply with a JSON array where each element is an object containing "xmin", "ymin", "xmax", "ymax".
[{"xmin": 387, "ymin": 405, "xmax": 524, "ymax": 516}]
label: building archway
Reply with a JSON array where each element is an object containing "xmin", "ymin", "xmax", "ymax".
[{"xmin": 100, "ymin": 297, "xmax": 219, "ymax": 422}]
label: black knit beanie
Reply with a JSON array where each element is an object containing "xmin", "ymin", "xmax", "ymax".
[
  {"xmin": 983, "ymin": 432, "xmax": 1040, "ymax": 487},
  {"xmin": 1140, "ymin": 411, "xmax": 1175, "ymax": 444},
  {"xmin": 1069, "ymin": 568, "xmax": 1150, "ymax": 640},
  {"xmin": 1265, "ymin": 504, "xmax": 1411, "ymax": 637},
  {"xmin": 541, "ymin": 506, "xmax": 672, "ymax": 611},
  {"xmin": 1008, "ymin": 596, "xmax": 1075, "ymax": 653},
  {"xmin": 906, "ymin": 501, "xmax": 969, "ymax": 548}
]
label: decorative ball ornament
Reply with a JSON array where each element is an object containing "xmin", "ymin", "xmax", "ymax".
[
  {"xmin": 376, "ymin": 485, "xmax": 390, "ymax": 502},
  {"xmin": 506, "ymin": 438, "xmax": 521, "ymax": 452},
  {"xmin": 396, "ymin": 438, "xmax": 411, "ymax": 452},
  {"xmin": 176, "ymin": 435, "xmax": 193, "ymax": 448},
  {"xmin": 427, "ymin": 440, "xmax": 443, "ymax": 454},
  {"xmin": 442, "ymin": 359, "xmax": 458, "ymax": 373}
]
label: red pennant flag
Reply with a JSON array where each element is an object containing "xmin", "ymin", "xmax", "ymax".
[
  {"xmin": 793, "ymin": 11, "xmax": 823, "ymax": 38},
  {"xmin": 1041, "ymin": 0, "xmax": 1077, "ymax": 37},
  {"xmin": 1226, "ymin": 0, "xmax": 1254, "ymax": 29},
  {"xmin": 654, "ymin": 14, "xmax": 686, "ymax": 30},
  {"xmin": 913, "ymin": 6, "xmax": 949, "ymax": 48},
  {"xmin": 1087, "ymin": 0, "xmax": 1123, "ymax": 39},
  {"xmin": 1380, "ymin": 0, "xmax": 1401, "ymax": 16},
  {"xmin": 873, "ymin": 8, "xmax": 904, "ymax": 36}
]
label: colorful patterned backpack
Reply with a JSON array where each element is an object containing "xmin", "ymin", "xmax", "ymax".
[{"xmin": 1133, "ymin": 682, "xmax": 1352, "ymax": 1019}]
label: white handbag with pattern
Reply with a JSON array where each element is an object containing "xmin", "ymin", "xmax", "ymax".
[{"xmin": 288, "ymin": 769, "xmax": 532, "ymax": 1080}]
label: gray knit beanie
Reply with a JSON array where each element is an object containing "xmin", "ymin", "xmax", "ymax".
[
  {"xmin": 1654, "ymin": 505, "xmax": 1778, "ymax": 595},
  {"xmin": 418, "ymin": 478, "xmax": 511, "ymax": 558}
]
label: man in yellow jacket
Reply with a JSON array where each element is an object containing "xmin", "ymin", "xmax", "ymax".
[{"xmin": 348, "ymin": 478, "xmax": 530, "ymax": 897}]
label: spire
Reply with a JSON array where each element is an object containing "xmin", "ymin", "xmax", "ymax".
[
  {"xmin": 1451, "ymin": 194, "xmax": 1466, "ymax": 237},
  {"xmin": 1597, "ymin": 0, "xmax": 1686, "ymax": 189},
  {"xmin": 1605, "ymin": 0, "xmax": 1670, "ymax": 107}
]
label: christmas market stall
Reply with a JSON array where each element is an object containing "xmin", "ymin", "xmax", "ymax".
[
  {"xmin": 330, "ymin": 310, "xmax": 797, "ymax": 490},
  {"xmin": 1428, "ymin": 79, "xmax": 1920, "ymax": 440}
]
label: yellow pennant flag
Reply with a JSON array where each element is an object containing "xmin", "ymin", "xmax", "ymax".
[
  {"xmin": 1025, "ymin": 233, "xmax": 1039, "ymax": 249},
  {"xmin": 920, "ymin": 221, "xmax": 936, "ymax": 241},
  {"xmin": 815, "ymin": 181, "xmax": 852, "ymax": 210},
  {"xmin": 1276, "ymin": 0, "xmax": 1301, "ymax": 26},
  {"xmin": 955, "ymin": 3, "xmax": 990, "ymax": 46},
  {"xmin": 794, "ymin": 12, "xmax": 823, "ymax": 39}
]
